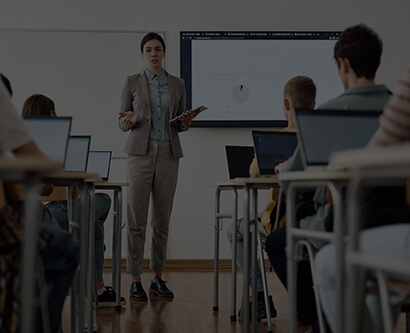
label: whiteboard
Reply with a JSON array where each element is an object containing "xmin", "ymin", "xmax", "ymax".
[{"xmin": 0, "ymin": 30, "xmax": 163, "ymax": 157}]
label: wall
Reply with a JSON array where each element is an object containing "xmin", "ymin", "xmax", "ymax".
[{"xmin": 1, "ymin": 0, "xmax": 409, "ymax": 260}]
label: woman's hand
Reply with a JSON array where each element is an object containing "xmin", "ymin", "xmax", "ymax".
[
  {"xmin": 179, "ymin": 110, "xmax": 198, "ymax": 127},
  {"xmin": 119, "ymin": 111, "xmax": 138, "ymax": 128}
]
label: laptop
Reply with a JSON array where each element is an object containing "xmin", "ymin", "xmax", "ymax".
[
  {"xmin": 295, "ymin": 109, "xmax": 382, "ymax": 170},
  {"xmin": 64, "ymin": 135, "xmax": 91, "ymax": 172},
  {"xmin": 86, "ymin": 151, "xmax": 112, "ymax": 181},
  {"xmin": 252, "ymin": 131, "xmax": 298, "ymax": 177},
  {"xmin": 23, "ymin": 116, "xmax": 72, "ymax": 165},
  {"xmin": 225, "ymin": 146, "xmax": 255, "ymax": 180}
]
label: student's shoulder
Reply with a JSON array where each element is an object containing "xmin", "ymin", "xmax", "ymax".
[{"xmin": 317, "ymin": 94, "xmax": 349, "ymax": 110}]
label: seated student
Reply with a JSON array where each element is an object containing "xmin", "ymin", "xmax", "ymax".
[
  {"xmin": 22, "ymin": 93, "xmax": 125, "ymax": 308},
  {"xmin": 315, "ymin": 68, "xmax": 410, "ymax": 332},
  {"xmin": 264, "ymin": 24, "xmax": 392, "ymax": 332},
  {"xmin": 226, "ymin": 75, "xmax": 316, "ymax": 320},
  {"xmin": 0, "ymin": 76, "xmax": 78, "ymax": 333}
]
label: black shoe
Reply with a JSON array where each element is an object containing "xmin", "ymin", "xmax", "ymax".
[
  {"xmin": 97, "ymin": 286, "xmax": 126, "ymax": 308},
  {"xmin": 149, "ymin": 278, "xmax": 174, "ymax": 299},
  {"xmin": 130, "ymin": 281, "xmax": 148, "ymax": 302},
  {"xmin": 238, "ymin": 293, "xmax": 277, "ymax": 321}
]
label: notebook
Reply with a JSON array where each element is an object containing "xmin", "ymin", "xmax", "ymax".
[
  {"xmin": 252, "ymin": 131, "xmax": 298, "ymax": 177},
  {"xmin": 23, "ymin": 116, "xmax": 72, "ymax": 165},
  {"xmin": 295, "ymin": 109, "xmax": 382, "ymax": 170},
  {"xmin": 86, "ymin": 151, "xmax": 112, "ymax": 181},
  {"xmin": 64, "ymin": 135, "xmax": 91, "ymax": 172},
  {"xmin": 225, "ymin": 146, "xmax": 255, "ymax": 180}
]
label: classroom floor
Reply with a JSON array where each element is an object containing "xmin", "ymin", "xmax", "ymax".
[{"xmin": 62, "ymin": 268, "xmax": 406, "ymax": 333}]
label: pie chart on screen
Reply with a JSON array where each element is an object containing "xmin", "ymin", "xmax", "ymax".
[{"xmin": 232, "ymin": 85, "xmax": 250, "ymax": 103}]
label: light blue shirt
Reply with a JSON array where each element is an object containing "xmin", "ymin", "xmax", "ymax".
[{"xmin": 145, "ymin": 69, "xmax": 171, "ymax": 142}]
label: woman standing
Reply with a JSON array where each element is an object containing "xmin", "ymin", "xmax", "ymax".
[{"xmin": 119, "ymin": 32, "xmax": 195, "ymax": 302}]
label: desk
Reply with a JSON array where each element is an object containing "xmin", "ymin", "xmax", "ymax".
[
  {"xmin": 94, "ymin": 182, "xmax": 128, "ymax": 311},
  {"xmin": 278, "ymin": 170, "xmax": 350, "ymax": 333},
  {"xmin": 0, "ymin": 157, "xmax": 61, "ymax": 333},
  {"xmin": 42, "ymin": 171, "xmax": 99, "ymax": 332},
  {"xmin": 233, "ymin": 177, "xmax": 279, "ymax": 333}
]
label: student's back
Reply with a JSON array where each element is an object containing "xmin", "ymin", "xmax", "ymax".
[{"xmin": 319, "ymin": 85, "xmax": 391, "ymax": 111}]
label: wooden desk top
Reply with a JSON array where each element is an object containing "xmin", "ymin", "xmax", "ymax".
[
  {"xmin": 234, "ymin": 177, "xmax": 279, "ymax": 185},
  {"xmin": 42, "ymin": 171, "xmax": 100, "ymax": 184},
  {"xmin": 94, "ymin": 182, "xmax": 129, "ymax": 187},
  {"xmin": 278, "ymin": 169, "xmax": 351, "ymax": 182},
  {"xmin": 210, "ymin": 180, "xmax": 247, "ymax": 187}
]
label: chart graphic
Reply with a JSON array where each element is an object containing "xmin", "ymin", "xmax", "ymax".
[{"xmin": 232, "ymin": 85, "xmax": 250, "ymax": 103}]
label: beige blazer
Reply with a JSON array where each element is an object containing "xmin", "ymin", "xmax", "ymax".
[{"xmin": 118, "ymin": 70, "xmax": 187, "ymax": 159}]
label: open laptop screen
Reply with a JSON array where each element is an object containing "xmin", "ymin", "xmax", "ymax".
[
  {"xmin": 87, "ymin": 151, "xmax": 112, "ymax": 181},
  {"xmin": 225, "ymin": 146, "xmax": 255, "ymax": 180},
  {"xmin": 64, "ymin": 135, "xmax": 91, "ymax": 172},
  {"xmin": 295, "ymin": 109, "xmax": 382, "ymax": 167},
  {"xmin": 252, "ymin": 131, "xmax": 298, "ymax": 176},
  {"xmin": 23, "ymin": 116, "xmax": 72, "ymax": 164}
]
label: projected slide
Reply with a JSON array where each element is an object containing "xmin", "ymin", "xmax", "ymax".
[{"xmin": 181, "ymin": 32, "xmax": 344, "ymax": 126}]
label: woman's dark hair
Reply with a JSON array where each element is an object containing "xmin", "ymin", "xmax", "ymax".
[
  {"xmin": 334, "ymin": 24, "xmax": 382, "ymax": 80},
  {"xmin": 22, "ymin": 94, "xmax": 55, "ymax": 117},
  {"xmin": 140, "ymin": 32, "xmax": 166, "ymax": 53}
]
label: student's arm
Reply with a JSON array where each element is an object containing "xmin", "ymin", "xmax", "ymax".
[
  {"xmin": 13, "ymin": 140, "xmax": 45, "ymax": 156},
  {"xmin": 249, "ymin": 155, "xmax": 260, "ymax": 178}
]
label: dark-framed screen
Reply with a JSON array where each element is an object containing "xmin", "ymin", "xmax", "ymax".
[{"xmin": 180, "ymin": 31, "xmax": 343, "ymax": 127}]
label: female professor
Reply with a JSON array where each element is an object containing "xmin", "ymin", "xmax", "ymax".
[{"xmin": 118, "ymin": 32, "xmax": 196, "ymax": 302}]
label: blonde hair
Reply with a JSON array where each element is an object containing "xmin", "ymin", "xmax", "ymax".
[{"xmin": 283, "ymin": 76, "xmax": 316, "ymax": 109}]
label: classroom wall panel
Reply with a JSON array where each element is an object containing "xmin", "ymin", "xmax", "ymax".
[{"xmin": 0, "ymin": 0, "xmax": 409, "ymax": 260}]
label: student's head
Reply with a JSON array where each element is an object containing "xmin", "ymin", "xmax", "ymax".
[
  {"xmin": 140, "ymin": 32, "xmax": 166, "ymax": 73},
  {"xmin": 283, "ymin": 76, "xmax": 316, "ymax": 127},
  {"xmin": 334, "ymin": 24, "xmax": 382, "ymax": 81},
  {"xmin": 22, "ymin": 94, "xmax": 56, "ymax": 117}
]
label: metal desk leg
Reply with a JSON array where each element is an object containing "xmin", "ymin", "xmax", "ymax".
[
  {"xmin": 87, "ymin": 183, "xmax": 95, "ymax": 332},
  {"xmin": 230, "ymin": 187, "xmax": 238, "ymax": 321},
  {"xmin": 78, "ymin": 182, "xmax": 89, "ymax": 332},
  {"xmin": 251, "ymin": 188, "xmax": 258, "ymax": 333},
  {"xmin": 21, "ymin": 177, "xmax": 40, "ymax": 333},
  {"xmin": 213, "ymin": 188, "xmax": 221, "ymax": 312},
  {"xmin": 67, "ymin": 185, "xmax": 77, "ymax": 332},
  {"xmin": 113, "ymin": 187, "xmax": 123, "ymax": 311},
  {"xmin": 287, "ymin": 184, "xmax": 298, "ymax": 333},
  {"xmin": 243, "ymin": 185, "xmax": 250, "ymax": 333},
  {"xmin": 328, "ymin": 182, "xmax": 345, "ymax": 333}
]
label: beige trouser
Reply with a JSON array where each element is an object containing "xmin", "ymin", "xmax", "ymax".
[{"xmin": 126, "ymin": 141, "xmax": 179, "ymax": 275}]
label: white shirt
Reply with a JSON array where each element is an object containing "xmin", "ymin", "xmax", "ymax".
[{"xmin": 0, "ymin": 82, "xmax": 32, "ymax": 155}]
